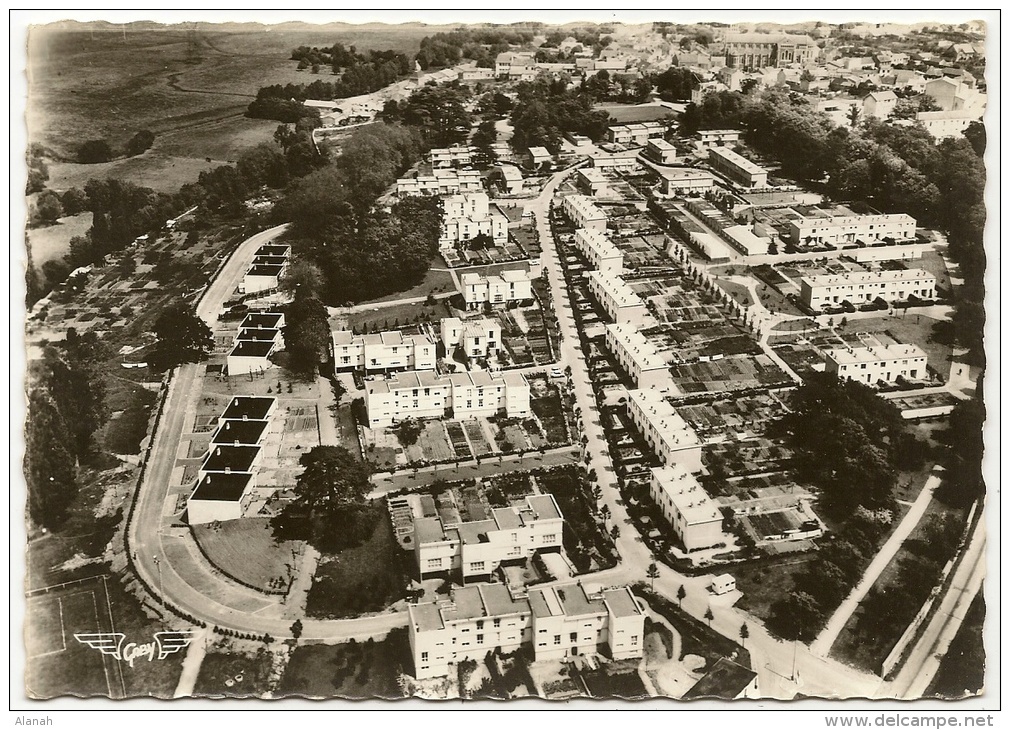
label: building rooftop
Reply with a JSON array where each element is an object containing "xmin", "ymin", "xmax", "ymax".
[
  {"xmin": 588, "ymin": 271, "xmax": 648, "ymax": 310},
  {"xmin": 606, "ymin": 324, "xmax": 669, "ymax": 372},
  {"xmin": 709, "ymin": 146, "xmax": 767, "ymax": 176},
  {"xmin": 826, "ymin": 343, "xmax": 927, "ymax": 366},
  {"xmin": 246, "ymin": 263, "xmax": 285, "ymax": 278},
  {"xmin": 575, "ymin": 228, "xmax": 623, "ymax": 263},
  {"xmin": 627, "ymin": 388, "xmax": 701, "ymax": 452},
  {"xmin": 683, "ymin": 657, "xmax": 757, "ymax": 700},
  {"xmin": 603, "ymin": 587, "xmax": 643, "ymax": 619},
  {"xmin": 190, "ymin": 472, "xmax": 253, "ymax": 503},
  {"xmin": 252, "ymin": 254, "xmax": 287, "ymax": 267},
  {"xmin": 415, "ymin": 516, "xmax": 453, "ymax": 545},
  {"xmin": 409, "ymin": 601, "xmax": 446, "ymax": 633},
  {"xmin": 256, "ymin": 244, "xmax": 289, "ymax": 257},
  {"xmin": 651, "ymin": 464, "xmax": 722, "ymax": 526},
  {"xmin": 530, "ymin": 583, "xmax": 605, "ymax": 619},
  {"xmin": 241, "ymin": 312, "xmax": 284, "ymax": 330},
  {"xmin": 659, "ymin": 167, "xmax": 716, "ymax": 182},
  {"xmin": 479, "ymin": 583, "xmax": 530, "ymax": 618},
  {"xmin": 526, "ymin": 494, "xmax": 563, "ymax": 521},
  {"xmin": 212, "ymin": 419, "xmax": 268, "ymax": 445},
  {"xmin": 229, "ymin": 340, "xmax": 274, "ymax": 358},
  {"xmin": 237, "ymin": 328, "xmax": 279, "ymax": 342},
  {"xmin": 455, "ymin": 519, "xmax": 498, "ymax": 545},
  {"xmin": 221, "ymin": 396, "xmax": 275, "ymax": 421},
  {"xmin": 801, "ymin": 268, "xmax": 933, "ymax": 288},
  {"xmin": 492, "ymin": 507, "xmax": 522, "ymax": 531},
  {"xmin": 579, "ymin": 167, "xmax": 609, "ymax": 184},
  {"xmin": 202, "ymin": 445, "xmax": 260, "ymax": 473},
  {"xmin": 564, "ymin": 194, "xmax": 607, "ymax": 221}
]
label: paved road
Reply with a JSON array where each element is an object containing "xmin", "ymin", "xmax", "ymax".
[{"xmin": 810, "ymin": 471, "xmax": 941, "ymax": 657}]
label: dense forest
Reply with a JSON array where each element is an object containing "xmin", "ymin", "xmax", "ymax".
[{"xmin": 510, "ymin": 77, "xmax": 612, "ymax": 153}]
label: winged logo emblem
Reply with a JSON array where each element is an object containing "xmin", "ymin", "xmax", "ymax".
[{"xmin": 75, "ymin": 631, "xmax": 196, "ymax": 667}]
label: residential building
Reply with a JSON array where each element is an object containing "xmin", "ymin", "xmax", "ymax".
[
  {"xmin": 431, "ymin": 145, "xmax": 474, "ymax": 169},
  {"xmin": 226, "ymin": 340, "xmax": 276, "ymax": 376},
  {"xmin": 607, "ymin": 122, "xmax": 667, "ymax": 146},
  {"xmin": 397, "ymin": 169, "xmax": 482, "ymax": 196},
  {"xmin": 697, "ymin": 129, "xmax": 741, "ymax": 148},
  {"xmin": 256, "ymin": 244, "xmax": 290, "ymax": 258},
  {"xmin": 708, "ymin": 147, "xmax": 769, "ymax": 188},
  {"xmin": 658, "ymin": 168, "xmax": 716, "ymax": 196},
  {"xmin": 720, "ymin": 33, "xmax": 818, "ymax": 70},
  {"xmin": 825, "ymin": 344, "xmax": 928, "ymax": 385},
  {"xmin": 458, "ymin": 66, "xmax": 495, "ymax": 82},
  {"xmin": 187, "ymin": 472, "xmax": 256, "ymax": 525},
  {"xmin": 458, "ymin": 268, "xmax": 533, "ymax": 308},
  {"xmin": 239, "ymin": 262, "xmax": 286, "ymax": 294},
  {"xmin": 786, "ymin": 213, "xmax": 917, "ymax": 247},
  {"xmin": 240, "ymin": 312, "xmax": 285, "ymax": 331},
  {"xmin": 212, "ymin": 419, "xmax": 269, "ymax": 446},
  {"xmin": 603, "ymin": 324, "xmax": 670, "ymax": 389},
  {"xmin": 862, "ymin": 90, "xmax": 898, "ymax": 119},
  {"xmin": 625, "ymin": 388, "xmax": 703, "ymax": 473},
  {"xmin": 219, "ymin": 396, "xmax": 276, "ymax": 424},
  {"xmin": 440, "ymin": 317, "xmax": 502, "ymax": 359},
  {"xmin": 573, "ymin": 228, "xmax": 623, "ymax": 273},
  {"xmin": 721, "ymin": 224, "xmax": 770, "ymax": 256},
  {"xmin": 364, "ymin": 370, "xmax": 530, "ymax": 427},
  {"xmin": 590, "ymin": 150, "xmax": 640, "ymax": 172},
  {"xmin": 650, "ymin": 464, "xmax": 725, "ymax": 552},
  {"xmin": 527, "ymin": 146, "xmax": 552, "ymax": 169},
  {"xmin": 644, "ymin": 138, "xmax": 678, "ymax": 165},
  {"xmin": 683, "ymin": 658, "xmax": 759, "ymax": 700},
  {"xmin": 576, "ymin": 168, "xmax": 610, "ymax": 197},
  {"xmin": 331, "ymin": 330, "xmax": 436, "ymax": 374},
  {"xmin": 440, "ymin": 192, "xmax": 509, "ymax": 252},
  {"xmin": 587, "ymin": 270, "xmax": 650, "ymax": 325},
  {"xmin": 490, "ymin": 164, "xmax": 524, "ymax": 195},
  {"xmin": 562, "ymin": 195, "xmax": 608, "ymax": 232},
  {"xmin": 200, "ymin": 444, "xmax": 262, "ymax": 477},
  {"xmin": 916, "ymin": 110, "xmax": 979, "ymax": 140},
  {"xmin": 496, "ymin": 52, "xmax": 536, "ymax": 78},
  {"xmin": 799, "ymin": 268, "xmax": 935, "ymax": 308},
  {"xmin": 407, "ymin": 583, "xmax": 644, "ymax": 679},
  {"xmin": 414, "ymin": 494, "xmax": 564, "ymax": 581}
]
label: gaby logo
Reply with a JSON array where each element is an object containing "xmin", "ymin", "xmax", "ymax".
[{"xmin": 74, "ymin": 631, "xmax": 196, "ymax": 668}]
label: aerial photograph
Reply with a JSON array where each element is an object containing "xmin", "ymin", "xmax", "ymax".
[{"xmin": 18, "ymin": 10, "xmax": 992, "ymax": 708}]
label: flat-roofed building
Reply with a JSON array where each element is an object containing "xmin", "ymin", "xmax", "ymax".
[
  {"xmin": 607, "ymin": 122, "xmax": 666, "ymax": 146},
  {"xmin": 573, "ymin": 228, "xmax": 623, "ymax": 273},
  {"xmin": 490, "ymin": 164, "xmax": 524, "ymax": 195},
  {"xmin": 440, "ymin": 317, "xmax": 502, "ymax": 359},
  {"xmin": 431, "ymin": 145, "xmax": 474, "ymax": 169},
  {"xmin": 397, "ymin": 169, "xmax": 482, "ymax": 196},
  {"xmin": 697, "ymin": 129, "xmax": 742, "ymax": 148},
  {"xmin": 561, "ymin": 195, "xmax": 607, "ymax": 232},
  {"xmin": 415, "ymin": 494, "xmax": 563, "ymax": 582},
  {"xmin": 200, "ymin": 444, "xmax": 262, "ymax": 476},
  {"xmin": 644, "ymin": 138, "xmax": 678, "ymax": 165},
  {"xmin": 459, "ymin": 268, "xmax": 533, "ymax": 308},
  {"xmin": 239, "ymin": 262, "xmax": 287, "ymax": 294},
  {"xmin": 364, "ymin": 370, "xmax": 450, "ymax": 428},
  {"xmin": 604, "ymin": 324, "xmax": 670, "ymax": 389},
  {"xmin": 240, "ymin": 312, "xmax": 285, "ymax": 331},
  {"xmin": 332, "ymin": 330, "xmax": 436, "ymax": 373},
  {"xmin": 188, "ymin": 472, "xmax": 256, "ymax": 525},
  {"xmin": 658, "ymin": 168, "xmax": 716, "ymax": 196},
  {"xmin": 226, "ymin": 340, "xmax": 276, "ymax": 376},
  {"xmin": 527, "ymin": 146, "xmax": 552, "ymax": 169},
  {"xmin": 721, "ymin": 224, "xmax": 770, "ymax": 256},
  {"xmin": 408, "ymin": 582, "xmax": 643, "ymax": 679},
  {"xmin": 650, "ymin": 464, "xmax": 724, "ymax": 551},
  {"xmin": 825, "ymin": 344, "xmax": 928, "ymax": 385},
  {"xmin": 587, "ymin": 270, "xmax": 650, "ymax": 325},
  {"xmin": 787, "ymin": 213, "xmax": 917, "ymax": 247},
  {"xmin": 256, "ymin": 244, "xmax": 290, "ymax": 258},
  {"xmin": 799, "ymin": 268, "xmax": 935, "ymax": 308},
  {"xmin": 708, "ymin": 147, "xmax": 768, "ymax": 188},
  {"xmin": 440, "ymin": 193, "xmax": 509, "ymax": 252},
  {"xmin": 626, "ymin": 388, "xmax": 703, "ymax": 472},
  {"xmin": 449, "ymin": 370, "xmax": 530, "ymax": 420},
  {"xmin": 590, "ymin": 150, "xmax": 640, "ymax": 172},
  {"xmin": 576, "ymin": 168, "xmax": 609, "ymax": 197},
  {"xmin": 212, "ymin": 418, "xmax": 269, "ymax": 447},
  {"xmin": 220, "ymin": 396, "xmax": 277, "ymax": 424}
]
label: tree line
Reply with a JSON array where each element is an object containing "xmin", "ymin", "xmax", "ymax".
[
  {"xmin": 414, "ymin": 27, "xmax": 535, "ymax": 70},
  {"xmin": 510, "ymin": 77, "xmax": 612, "ymax": 154},
  {"xmin": 681, "ymin": 87, "xmax": 986, "ymax": 363}
]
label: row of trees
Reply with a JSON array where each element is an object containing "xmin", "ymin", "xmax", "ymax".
[
  {"xmin": 681, "ymin": 87, "xmax": 986, "ymax": 362},
  {"xmin": 414, "ymin": 28, "xmax": 536, "ymax": 70},
  {"xmin": 77, "ymin": 130, "xmax": 156, "ymax": 164},
  {"xmin": 580, "ymin": 69, "xmax": 653, "ymax": 104},
  {"xmin": 380, "ymin": 83, "xmax": 474, "ymax": 148},
  {"xmin": 510, "ymin": 77, "xmax": 612, "ymax": 154}
]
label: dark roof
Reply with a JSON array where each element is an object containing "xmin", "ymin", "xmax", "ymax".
[
  {"xmin": 241, "ymin": 312, "xmax": 284, "ymax": 329},
  {"xmin": 246, "ymin": 264, "xmax": 284, "ymax": 277},
  {"xmin": 682, "ymin": 657, "xmax": 757, "ymax": 700},
  {"xmin": 190, "ymin": 472, "xmax": 253, "ymax": 502},
  {"xmin": 202, "ymin": 445, "xmax": 260, "ymax": 473},
  {"xmin": 221, "ymin": 396, "xmax": 275, "ymax": 421},
  {"xmin": 230, "ymin": 340, "xmax": 274, "ymax": 358},
  {"xmin": 252, "ymin": 255, "xmax": 288, "ymax": 266},
  {"xmin": 237, "ymin": 328, "xmax": 279, "ymax": 342},
  {"xmin": 212, "ymin": 419, "xmax": 268, "ymax": 445},
  {"xmin": 257, "ymin": 244, "xmax": 289, "ymax": 257}
]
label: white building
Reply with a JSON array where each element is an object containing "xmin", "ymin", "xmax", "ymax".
[
  {"xmin": 916, "ymin": 110, "xmax": 979, "ymax": 140},
  {"xmin": 440, "ymin": 317, "xmax": 502, "ymax": 359},
  {"xmin": 590, "ymin": 150, "xmax": 640, "ymax": 172},
  {"xmin": 440, "ymin": 193, "xmax": 509, "ymax": 253},
  {"xmin": 708, "ymin": 147, "xmax": 768, "ymax": 188},
  {"xmin": 496, "ymin": 52, "xmax": 536, "ymax": 78},
  {"xmin": 650, "ymin": 464, "xmax": 725, "ymax": 552},
  {"xmin": 603, "ymin": 324, "xmax": 670, "ymax": 389},
  {"xmin": 414, "ymin": 494, "xmax": 564, "ymax": 581},
  {"xmin": 408, "ymin": 582, "xmax": 644, "ymax": 679},
  {"xmin": 397, "ymin": 169, "xmax": 483, "ymax": 196},
  {"xmin": 576, "ymin": 168, "xmax": 610, "ymax": 197},
  {"xmin": 658, "ymin": 168, "xmax": 716, "ymax": 196},
  {"xmin": 332, "ymin": 330, "xmax": 437, "ymax": 373},
  {"xmin": 697, "ymin": 129, "xmax": 741, "ymax": 148},
  {"xmin": 721, "ymin": 224, "xmax": 770, "ymax": 256},
  {"xmin": 573, "ymin": 228, "xmax": 623, "ymax": 273},
  {"xmin": 607, "ymin": 122, "xmax": 666, "ymax": 146},
  {"xmin": 239, "ymin": 262, "xmax": 286, "ymax": 294},
  {"xmin": 587, "ymin": 270, "xmax": 650, "ymax": 325},
  {"xmin": 187, "ymin": 472, "xmax": 256, "ymax": 525},
  {"xmin": 431, "ymin": 145, "xmax": 474, "ymax": 169},
  {"xmin": 527, "ymin": 146, "xmax": 552, "ymax": 169},
  {"xmin": 226, "ymin": 339, "xmax": 276, "ymax": 376},
  {"xmin": 825, "ymin": 344, "xmax": 928, "ymax": 385},
  {"xmin": 862, "ymin": 90, "xmax": 898, "ymax": 119},
  {"xmin": 626, "ymin": 388, "xmax": 703, "ymax": 473},
  {"xmin": 644, "ymin": 138, "xmax": 678, "ymax": 165},
  {"xmin": 364, "ymin": 369, "xmax": 530, "ymax": 427},
  {"xmin": 787, "ymin": 213, "xmax": 917, "ymax": 247},
  {"xmin": 459, "ymin": 268, "xmax": 533, "ymax": 308},
  {"xmin": 561, "ymin": 195, "xmax": 608, "ymax": 232},
  {"xmin": 799, "ymin": 269, "xmax": 935, "ymax": 308}
]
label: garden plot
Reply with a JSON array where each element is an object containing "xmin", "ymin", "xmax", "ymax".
[
  {"xmin": 403, "ymin": 421, "xmax": 455, "ymax": 464},
  {"xmin": 613, "ymin": 234, "xmax": 669, "ymax": 268},
  {"xmin": 529, "ymin": 379, "xmax": 571, "ymax": 446},
  {"xmin": 677, "ymin": 392, "xmax": 789, "ymax": 442},
  {"xmin": 670, "ymin": 354, "xmax": 789, "ymax": 394},
  {"xmin": 463, "ymin": 420, "xmax": 494, "ymax": 456},
  {"xmin": 445, "ymin": 422, "xmax": 472, "ymax": 459}
]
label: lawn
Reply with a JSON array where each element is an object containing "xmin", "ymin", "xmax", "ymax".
[
  {"xmin": 925, "ymin": 593, "xmax": 985, "ymax": 699},
  {"xmin": 26, "ymin": 212, "xmax": 93, "ymax": 270},
  {"xmin": 365, "ymin": 258, "xmax": 456, "ymax": 304},
  {"xmin": 278, "ymin": 628, "xmax": 411, "ymax": 699},
  {"xmin": 836, "ymin": 314, "xmax": 953, "ymax": 381},
  {"xmin": 714, "ymin": 279, "xmax": 754, "ymax": 307},
  {"xmin": 304, "ymin": 505, "xmax": 409, "ymax": 619},
  {"xmin": 531, "ymin": 389, "xmax": 569, "ymax": 445},
  {"xmin": 345, "ymin": 300, "xmax": 448, "ymax": 333},
  {"xmin": 191, "ymin": 518, "xmax": 304, "ymax": 594},
  {"xmin": 594, "ymin": 102, "xmax": 677, "ymax": 124},
  {"xmin": 577, "ymin": 661, "xmax": 649, "ymax": 699},
  {"xmin": 193, "ymin": 645, "xmax": 275, "ymax": 698},
  {"xmin": 729, "ymin": 554, "xmax": 817, "ymax": 623},
  {"xmin": 535, "ymin": 465, "xmax": 618, "ymax": 574}
]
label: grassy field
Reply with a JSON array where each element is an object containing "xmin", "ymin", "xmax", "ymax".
[
  {"xmin": 26, "ymin": 212, "xmax": 93, "ymax": 269},
  {"xmin": 925, "ymin": 592, "xmax": 985, "ymax": 698},
  {"xmin": 191, "ymin": 518, "xmax": 304, "ymax": 593},
  {"xmin": 304, "ymin": 505, "xmax": 408, "ymax": 619},
  {"xmin": 278, "ymin": 628, "xmax": 411, "ymax": 698},
  {"xmin": 344, "ymin": 300, "xmax": 449, "ymax": 333},
  {"xmin": 594, "ymin": 103, "xmax": 677, "ymax": 124},
  {"xmin": 193, "ymin": 644, "xmax": 275, "ymax": 697},
  {"xmin": 836, "ymin": 314, "xmax": 953, "ymax": 380}
]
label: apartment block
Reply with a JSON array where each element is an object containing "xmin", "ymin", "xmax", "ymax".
[
  {"xmin": 573, "ymin": 228, "xmax": 624, "ymax": 273},
  {"xmin": 603, "ymin": 324, "xmax": 671, "ymax": 389},
  {"xmin": 697, "ymin": 129, "xmax": 741, "ymax": 148},
  {"xmin": 590, "ymin": 150, "xmax": 640, "ymax": 172},
  {"xmin": 786, "ymin": 213, "xmax": 917, "ymax": 247},
  {"xmin": 825, "ymin": 344, "xmax": 928, "ymax": 385},
  {"xmin": 799, "ymin": 269, "xmax": 935, "ymax": 308},
  {"xmin": 332, "ymin": 330, "xmax": 437, "ymax": 373},
  {"xmin": 414, "ymin": 494, "xmax": 564, "ymax": 582},
  {"xmin": 187, "ymin": 472, "xmax": 256, "ymax": 526},
  {"xmin": 658, "ymin": 168, "xmax": 716, "ymax": 196},
  {"xmin": 440, "ymin": 192, "xmax": 509, "ymax": 252},
  {"xmin": 396, "ymin": 169, "xmax": 483, "ymax": 196},
  {"xmin": 607, "ymin": 122, "xmax": 666, "ymax": 146},
  {"xmin": 587, "ymin": 270, "xmax": 650, "ymax": 325},
  {"xmin": 644, "ymin": 138, "xmax": 678, "ymax": 165},
  {"xmin": 708, "ymin": 147, "xmax": 769, "ymax": 188},
  {"xmin": 440, "ymin": 317, "xmax": 502, "ymax": 359},
  {"xmin": 562, "ymin": 195, "xmax": 608, "ymax": 232},
  {"xmin": 459, "ymin": 269, "xmax": 533, "ymax": 308},
  {"xmin": 431, "ymin": 145, "xmax": 474, "ymax": 169},
  {"xmin": 625, "ymin": 388, "xmax": 703, "ymax": 473},
  {"xmin": 650, "ymin": 464, "xmax": 725, "ymax": 552},
  {"xmin": 408, "ymin": 582, "xmax": 644, "ymax": 679},
  {"xmin": 227, "ymin": 339, "xmax": 276, "ymax": 376}
]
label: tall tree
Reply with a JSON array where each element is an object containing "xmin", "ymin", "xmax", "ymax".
[
  {"xmin": 43, "ymin": 328, "xmax": 108, "ymax": 461},
  {"xmin": 25, "ymin": 389, "xmax": 78, "ymax": 529},
  {"xmin": 283, "ymin": 294, "xmax": 332, "ymax": 376},
  {"xmin": 149, "ymin": 303, "xmax": 213, "ymax": 371}
]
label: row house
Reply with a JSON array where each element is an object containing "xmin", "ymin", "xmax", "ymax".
[
  {"xmin": 825, "ymin": 344, "xmax": 928, "ymax": 386},
  {"xmin": 708, "ymin": 147, "xmax": 769, "ymax": 188},
  {"xmin": 561, "ymin": 195, "xmax": 608, "ymax": 232},
  {"xmin": 587, "ymin": 270, "xmax": 650, "ymax": 326},
  {"xmin": 439, "ymin": 192, "xmax": 509, "ymax": 253},
  {"xmin": 396, "ymin": 169, "xmax": 482, "ymax": 197},
  {"xmin": 603, "ymin": 324, "xmax": 671, "ymax": 389},
  {"xmin": 459, "ymin": 268, "xmax": 533, "ymax": 308},
  {"xmin": 607, "ymin": 121, "xmax": 667, "ymax": 146},
  {"xmin": 573, "ymin": 228, "xmax": 624, "ymax": 273},
  {"xmin": 625, "ymin": 388, "xmax": 703, "ymax": 473},
  {"xmin": 786, "ymin": 213, "xmax": 917, "ymax": 247},
  {"xmin": 440, "ymin": 317, "xmax": 502, "ymax": 360},
  {"xmin": 650, "ymin": 464, "xmax": 725, "ymax": 552},
  {"xmin": 644, "ymin": 138, "xmax": 678, "ymax": 165},
  {"xmin": 799, "ymin": 268, "xmax": 936, "ymax": 308},
  {"xmin": 431, "ymin": 145, "xmax": 475, "ymax": 169},
  {"xmin": 331, "ymin": 330, "xmax": 437, "ymax": 374}
]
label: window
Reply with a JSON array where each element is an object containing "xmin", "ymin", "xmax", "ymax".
[
  {"xmin": 630, "ymin": 635, "xmax": 638, "ymax": 646},
  {"xmin": 421, "ymin": 651, "xmax": 428, "ymax": 661},
  {"xmin": 554, "ymin": 635, "xmax": 562, "ymax": 645},
  {"xmin": 477, "ymin": 634, "xmax": 484, "ymax": 645},
  {"xmin": 469, "ymin": 561, "xmax": 485, "ymax": 572},
  {"xmin": 427, "ymin": 558, "xmax": 441, "ymax": 569},
  {"xmin": 570, "ymin": 632, "xmax": 577, "ymax": 642},
  {"xmin": 543, "ymin": 534, "xmax": 557, "ymax": 544},
  {"xmin": 476, "ymin": 620, "xmax": 484, "ymax": 630},
  {"xmin": 493, "ymin": 618, "xmax": 501, "ymax": 628}
]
